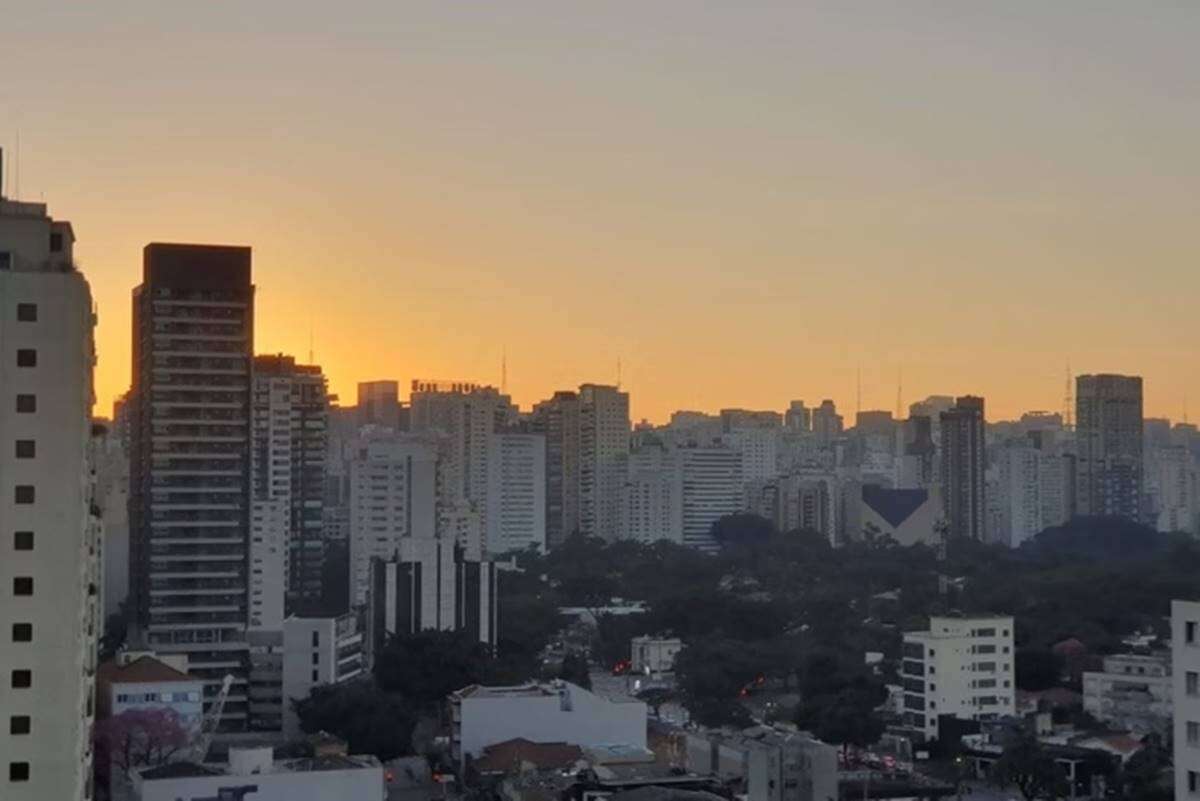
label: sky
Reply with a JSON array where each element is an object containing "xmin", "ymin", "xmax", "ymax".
[{"xmin": 2, "ymin": 2, "xmax": 1198, "ymax": 423}]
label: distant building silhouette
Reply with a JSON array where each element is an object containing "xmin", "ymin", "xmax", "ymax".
[
  {"xmin": 940, "ymin": 396, "xmax": 986, "ymax": 540},
  {"xmin": 1075, "ymin": 374, "xmax": 1143, "ymax": 522}
]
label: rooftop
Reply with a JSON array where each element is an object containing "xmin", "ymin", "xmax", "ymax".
[
  {"xmin": 475, "ymin": 738, "xmax": 584, "ymax": 773},
  {"xmin": 97, "ymin": 655, "xmax": 194, "ymax": 686}
]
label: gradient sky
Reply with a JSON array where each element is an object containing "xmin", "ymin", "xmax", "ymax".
[{"xmin": 3, "ymin": 2, "xmax": 1198, "ymax": 423}]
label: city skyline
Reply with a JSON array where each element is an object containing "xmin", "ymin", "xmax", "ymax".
[{"xmin": 2, "ymin": 2, "xmax": 1198, "ymax": 424}]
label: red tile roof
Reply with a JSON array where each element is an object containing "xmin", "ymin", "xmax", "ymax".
[
  {"xmin": 97, "ymin": 656, "xmax": 193, "ymax": 685},
  {"xmin": 475, "ymin": 738, "xmax": 584, "ymax": 774}
]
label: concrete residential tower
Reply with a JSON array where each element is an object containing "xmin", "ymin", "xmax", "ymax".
[
  {"xmin": 1075, "ymin": 374, "xmax": 1144, "ymax": 522},
  {"xmin": 0, "ymin": 189, "xmax": 100, "ymax": 800},
  {"xmin": 129, "ymin": 243, "xmax": 255, "ymax": 730}
]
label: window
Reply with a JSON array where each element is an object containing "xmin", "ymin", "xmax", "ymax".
[
  {"xmin": 9, "ymin": 762, "xmax": 30, "ymax": 782},
  {"xmin": 1188, "ymin": 721, "xmax": 1199, "ymax": 747},
  {"xmin": 15, "ymin": 349, "xmax": 36, "ymax": 368},
  {"xmin": 14, "ymin": 486, "xmax": 34, "ymax": 504},
  {"xmin": 312, "ymin": 653, "xmax": 319, "ymax": 665},
  {"xmin": 13, "ymin": 531, "xmax": 33, "ymax": 551},
  {"xmin": 16, "ymin": 303, "xmax": 37, "ymax": 322},
  {"xmin": 15, "ymin": 394, "xmax": 35, "ymax": 413},
  {"xmin": 1188, "ymin": 621, "xmax": 1197, "ymax": 645},
  {"xmin": 0, "ymin": 252, "xmax": 11, "ymax": 270},
  {"xmin": 9, "ymin": 717, "xmax": 30, "ymax": 735},
  {"xmin": 312, "ymin": 631, "xmax": 320, "ymax": 647},
  {"xmin": 15, "ymin": 440, "xmax": 34, "ymax": 459},
  {"xmin": 311, "ymin": 669, "xmax": 318, "ymax": 682},
  {"xmin": 1188, "ymin": 671, "xmax": 1199, "ymax": 697},
  {"xmin": 12, "ymin": 623, "xmax": 31, "ymax": 642},
  {"xmin": 12, "ymin": 578, "xmax": 32, "ymax": 596},
  {"xmin": 49, "ymin": 233, "xmax": 63, "ymax": 253},
  {"xmin": 11, "ymin": 670, "xmax": 31, "ymax": 689},
  {"xmin": 1191, "ymin": 770, "xmax": 1199, "ymax": 794}
]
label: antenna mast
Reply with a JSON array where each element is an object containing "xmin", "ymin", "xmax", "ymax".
[
  {"xmin": 501, "ymin": 346, "xmax": 508, "ymax": 394},
  {"xmin": 1063, "ymin": 361, "xmax": 1074, "ymax": 430}
]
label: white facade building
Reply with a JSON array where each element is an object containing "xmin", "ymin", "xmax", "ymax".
[
  {"xmin": 97, "ymin": 653, "xmax": 206, "ymax": 729},
  {"xmin": 1082, "ymin": 653, "xmax": 1172, "ymax": 738},
  {"xmin": 281, "ymin": 615, "xmax": 365, "ymax": 738},
  {"xmin": 631, "ymin": 636, "xmax": 683, "ymax": 675},
  {"xmin": 579, "ymin": 384, "xmax": 631, "ymax": 542},
  {"xmin": 726, "ymin": 428, "xmax": 780, "ymax": 483},
  {"xmin": 900, "ymin": 615, "xmax": 1016, "ymax": 740},
  {"xmin": 450, "ymin": 681, "xmax": 646, "ymax": 768},
  {"xmin": 0, "ymin": 192, "xmax": 99, "ymax": 800},
  {"xmin": 347, "ymin": 433, "xmax": 438, "ymax": 606},
  {"xmin": 681, "ymin": 446, "xmax": 745, "ymax": 550},
  {"xmin": 620, "ymin": 445, "xmax": 684, "ymax": 545},
  {"xmin": 1173, "ymin": 600, "xmax": 1200, "ymax": 801},
  {"xmin": 485, "ymin": 432, "xmax": 547, "ymax": 555},
  {"xmin": 133, "ymin": 747, "xmax": 384, "ymax": 801}
]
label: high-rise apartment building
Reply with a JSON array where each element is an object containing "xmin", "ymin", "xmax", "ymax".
[
  {"xmin": 1172, "ymin": 600, "xmax": 1200, "ymax": 800},
  {"xmin": 347, "ymin": 432, "xmax": 438, "ymax": 606},
  {"xmin": 1075, "ymin": 374, "xmax": 1143, "ymax": 521},
  {"xmin": 485, "ymin": 432, "xmax": 546, "ymax": 554},
  {"xmin": 784, "ymin": 400, "xmax": 811, "ymax": 433},
  {"xmin": 129, "ymin": 243, "xmax": 254, "ymax": 730},
  {"xmin": 621, "ymin": 443, "xmax": 684, "ymax": 545},
  {"xmin": 252, "ymin": 355, "xmax": 328, "ymax": 615},
  {"xmin": 410, "ymin": 381, "xmax": 516, "ymax": 546},
  {"xmin": 680, "ymin": 445, "xmax": 744, "ymax": 550},
  {"xmin": 578, "ymin": 384, "xmax": 630, "ymax": 541},
  {"xmin": 0, "ymin": 191, "xmax": 99, "ymax": 800},
  {"xmin": 356, "ymin": 380, "xmax": 402, "ymax": 429},
  {"xmin": 811, "ymin": 400, "xmax": 843, "ymax": 445},
  {"xmin": 940, "ymin": 396, "xmax": 986, "ymax": 539},
  {"xmin": 531, "ymin": 391, "xmax": 581, "ymax": 549}
]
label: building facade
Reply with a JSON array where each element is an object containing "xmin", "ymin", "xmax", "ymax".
[
  {"xmin": 450, "ymin": 681, "xmax": 647, "ymax": 769},
  {"xmin": 1082, "ymin": 653, "xmax": 1172, "ymax": 738},
  {"xmin": 0, "ymin": 193, "xmax": 99, "ymax": 800},
  {"xmin": 252, "ymin": 355, "xmax": 328, "ymax": 615},
  {"xmin": 1075, "ymin": 374, "xmax": 1144, "ymax": 521},
  {"xmin": 347, "ymin": 432, "xmax": 438, "ymax": 606},
  {"xmin": 901, "ymin": 615, "xmax": 1015, "ymax": 740},
  {"xmin": 365, "ymin": 539, "xmax": 499, "ymax": 667},
  {"xmin": 531, "ymin": 391, "xmax": 581, "ymax": 549},
  {"xmin": 1173, "ymin": 600, "xmax": 1200, "ymax": 801},
  {"xmin": 578, "ymin": 384, "xmax": 631, "ymax": 541},
  {"xmin": 940, "ymin": 396, "xmax": 986, "ymax": 540},
  {"xmin": 485, "ymin": 431, "xmax": 547, "ymax": 555},
  {"xmin": 280, "ymin": 614, "xmax": 365, "ymax": 737},
  {"xmin": 680, "ymin": 445, "xmax": 744, "ymax": 550},
  {"xmin": 129, "ymin": 243, "xmax": 255, "ymax": 730}
]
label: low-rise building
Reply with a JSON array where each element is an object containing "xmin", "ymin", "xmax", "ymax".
[
  {"xmin": 365, "ymin": 539, "xmax": 500, "ymax": 668},
  {"xmin": 132, "ymin": 746, "xmax": 384, "ymax": 801},
  {"xmin": 900, "ymin": 615, "xmax": 1016, "ymax": 740},
  {"xmin": 281, "ymin": 614, "xmax": 365, "ymax": 738},
  {"xmin": 1082, "ymin": 653, "xmax": 1172, "ymax": 738},
  {"xmin": 684, "ymin": 725, "xmax": 837, "ymax": 801},
  {"xmin": 450, "ymin": 681, "xmax": 647, "ymax": 769},
  {"xmin": 96, "ymin": 653, "xmax": 206, "ymax": 728},
  {"xmin": 1173, "ymin": 600, "xmax": 1200, "ymax": 801},
  {"xmin": 631, "ymin": 636, "xmax": 683, "ymax": 676}
]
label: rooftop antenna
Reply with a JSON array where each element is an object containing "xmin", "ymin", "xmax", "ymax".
[
  {"xmin": 855, "ymin": 365, "xmax": 862, "ymax": 419},
  {"xmin": 501, "ymin": 346, "xmax": 508, "ymax": 395},
  {"xmin": 1063, "ymin": 360, "xmax": 1074, "ymax": 430},
  {"xmin": 14, "ymin": 129, "xmax": 19, "ymax": 201},
  {"xmin": 307, "ymin": 320, "xmax": 314, "ymax": 365},
  {"xmin": 895, "ymin": 367, "xmax": 903, "ymax": 420}
]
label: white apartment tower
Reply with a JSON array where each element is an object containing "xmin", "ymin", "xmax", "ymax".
[
  {"xmin": 1173, "ymin": 600, "xmax": 1200, "ymax": 800},
  {"xmin": 621, "ymin": 443, "xmax": 685, "ymax": 545},
  {"xmin": 681, "ymin": 445, "xmax": 744, "ymax": 550},
  {"xmin": 578, "ymin": 384, "xmax": 630, "ymax": 541},
  {"xmin": 347, "ymin": 432, "xmax": 438, "ymax": 606},
  {"xmin": 485, "ymin": 431, "xmax": 547, "ymax": 555},
  {"xmin": 900, "ymin": 615, "xmax": 1016, "ymax": 740},
  {"xmin": 0, "ymin": 190, "xmax": 100, "ymax": 800}
]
